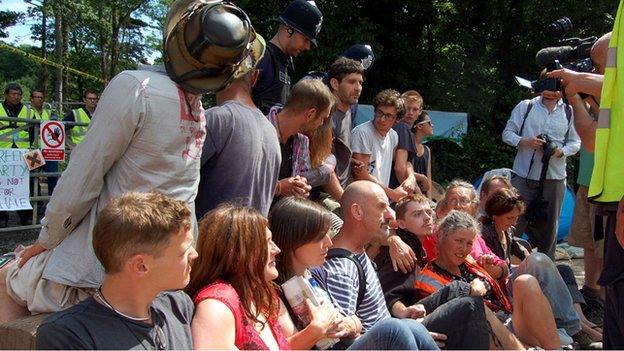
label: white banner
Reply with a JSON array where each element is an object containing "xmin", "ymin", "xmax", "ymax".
[{"xmin": 0, "ymin": 148, "xmax": 32, "ymax": 211}]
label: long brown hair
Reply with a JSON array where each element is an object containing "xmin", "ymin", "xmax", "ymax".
[
  {"xmin": 269, "ymin": 197, "xmax": 330, "ymax": 285},
  {"xmin": 307, "ymin": 104, "xmax": 334, "ymax": 168},
  {"xmin": 186, "ymin": 204, "xmax": 278, "ymax": 323}
]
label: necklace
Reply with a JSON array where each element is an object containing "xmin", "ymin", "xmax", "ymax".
[{"xmin": 94, "ymin": 288, "xmax": 151, "ymax": 322}]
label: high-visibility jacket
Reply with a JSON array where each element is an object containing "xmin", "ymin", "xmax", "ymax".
[
  {"xmin": 413, "ymin": 255, "xmax": 513, "ymax": 313},
  {"xmin": 0, "ymin": 104, "xmax": 29, "ymax": 148},
  {"xmin": 26, "ymin": 106, "xmax": 52, "ymax": 148},
  {"xmin": 589, "ymin": 0, "xmax": 624, "ymax": 204},
  {"xmin": 69, "ymin": 108, "xmax": 91, "ymax": 145}
]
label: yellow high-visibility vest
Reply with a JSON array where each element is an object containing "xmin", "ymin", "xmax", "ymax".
[
  {"xmin": 69, "ymin": 108, "xmax": 90, "ymax": 145},
  {"xmin": 589, "ymin": 0, "xmax": 624, "ymax": 204},
  {"xmin": 0, "ymin": 104, "xmax": 29, "ymax": 149}
]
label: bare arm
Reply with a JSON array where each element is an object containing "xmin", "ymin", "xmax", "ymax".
[
  {"xmin": 352, "ymin": 152, "xmax": 407, "ymax": 202},
  {"xmin": 191, "ymin": 299, "xmax": 237, "ymax": 350},
  {"xmin": 322, "ymin": 172, "xmax": 344, "ymax": 202},
  {"xmin": 393, "ymin": 149, "xmax": 409, "ymax": 183},
  {"xmin": 567, "ymin": 94, "xmax": 597, "ymax": 151}
]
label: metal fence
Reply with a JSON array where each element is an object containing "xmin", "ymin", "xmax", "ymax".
[{"xmin": 0, "ymin": 115, "xmax": 89, "ymax": 233}]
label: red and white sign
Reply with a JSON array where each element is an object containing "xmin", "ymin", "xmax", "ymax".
[{"xmin": 40, "ymin": 121, "xmax": 65, "ymax": 161}]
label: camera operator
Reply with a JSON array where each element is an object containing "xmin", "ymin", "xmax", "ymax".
[
  {"xmin": 547, "ymin": 32, "xmax": 610, "ymax": 311},
  {"xmin": 549, "ymin": 29, "xmax": 624, "ymax": 349},
  {"xmin": 502, "ymin": 74, "xmax": 581, "ymax": 261}
]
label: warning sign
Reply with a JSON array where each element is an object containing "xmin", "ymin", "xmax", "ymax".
[{"xmin": 40, "ymin": 121, "xmax": 65, "ymax": 161}]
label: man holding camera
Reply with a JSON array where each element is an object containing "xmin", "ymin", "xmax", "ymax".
[
  {"xmin": 502, "ymin": 88, "xmax": 581, "ymax": 260},
  {"xmin": 549, "ymin": 25, "xmax": 624, "ymax": 348}
]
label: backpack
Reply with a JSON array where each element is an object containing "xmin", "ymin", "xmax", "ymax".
[{"xmin": 311, "ymin": 248, "xmax": 367, "ymax": 309}]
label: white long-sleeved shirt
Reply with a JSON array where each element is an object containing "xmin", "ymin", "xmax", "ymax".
[
  {"xmin": 39, "ymin": 66, "xmax": 205, "ymax": 288},
  {"xmin": 502, "ymin": 96, "xmax": 581, "ymax": 180}
]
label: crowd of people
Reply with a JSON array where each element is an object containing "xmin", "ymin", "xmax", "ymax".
[{"xmin": 0, "ymin": 0, "xmax": 622, "ymax": 349}]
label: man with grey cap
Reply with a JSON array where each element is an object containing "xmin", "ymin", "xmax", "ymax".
[
  {"xmin": 0, "ymin": 0, "xmax": 263, "ymax": 322},
  {"xmin": 252, "ymin": 0, "xmax": 323, "ymax": 114}
]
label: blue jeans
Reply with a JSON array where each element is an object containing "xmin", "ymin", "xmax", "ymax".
[
  {"xmin": 349, "ymin": 317, "xmax": 439, "ymax": 350},
  {"xmin": 508, "ymin": 252, "xmax": 581, "ymax": 337}
]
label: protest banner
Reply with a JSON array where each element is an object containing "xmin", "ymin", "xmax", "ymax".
[{"xmin": 0, "ymin": 148, "xmax": 32, "ymax": 211}]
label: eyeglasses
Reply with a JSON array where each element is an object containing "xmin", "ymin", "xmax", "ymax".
[
  {"xmin": 375, "ymin": 109, "xmax": 397, "ymax": 120},
  {"xmin": 411, "ymin": 120, "xmax": 432, "ymax": 132}
]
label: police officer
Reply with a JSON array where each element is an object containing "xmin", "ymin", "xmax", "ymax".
[
  {"xmin": 63, "ymin": 90, "xmax": 98, "ymax": 149},
  {"xmin": 252, "ymin": 0, "xmax": 323, "ymax": 114},
  {"xmin": 0, "ymin": 83, "xmax": 32, "ymax": 226}
]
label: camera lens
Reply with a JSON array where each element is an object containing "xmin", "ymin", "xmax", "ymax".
[{"xmin": 548, "ymin": 17, "xmax": 572, "ymax": 39}]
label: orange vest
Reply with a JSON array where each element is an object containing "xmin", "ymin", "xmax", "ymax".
[{"xmin": 414, "ymin": 256, "xmax": 513, "ymax": 313}]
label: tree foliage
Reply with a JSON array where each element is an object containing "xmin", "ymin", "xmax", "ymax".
[{"xmin": 1, "ymin": 0, "xmax": 618, "ymax": 182}]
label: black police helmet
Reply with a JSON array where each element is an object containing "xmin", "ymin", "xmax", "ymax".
[
  {"xmin": 342, "ymin": 44, "xmax": 375, "ymax": 72},
  {"xmin": 277, "ymin": 0, "xmax": 323, "ymax": 47}
]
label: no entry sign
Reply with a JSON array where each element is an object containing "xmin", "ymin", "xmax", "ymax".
[{"xmin": 40, "ymin": 121, "xmax": 65, "ymax": 161}]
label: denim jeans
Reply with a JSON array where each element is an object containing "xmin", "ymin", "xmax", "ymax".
[
  {"xmin": 349, "ymin": 317, "xmax": 439, "ymax": 350},
  {"xmin": 508, "ymin": 252, "xmax": 581, "ymax": 337}
]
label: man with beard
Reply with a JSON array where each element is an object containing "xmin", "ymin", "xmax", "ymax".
[{"xmin": 267, "ymin": 79, "xmax": 334, "ymax": 200}]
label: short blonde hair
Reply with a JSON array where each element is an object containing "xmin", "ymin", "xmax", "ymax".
[
  {"xmin": 402, "ymin": 90, "xmax": 423, "ymax": 106},
  {"xmin": 93, "ymin": 192, "xmax": 191, "ymax": 273},
  {"xmin": 285, "ymin": 79, "xmax": 335, "ymax": 114}
]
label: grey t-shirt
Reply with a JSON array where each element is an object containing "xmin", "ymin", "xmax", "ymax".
[
  {"xmin": 195, "ymin": 100, "xmax": 281, "ymax": 218},
  {"xmin": 331, "ymin": 108, "xmax": 353, "ymax": 188},
  {"xmin": 36, "ymin": 291, "xmax": 194, "ymax": 350}
]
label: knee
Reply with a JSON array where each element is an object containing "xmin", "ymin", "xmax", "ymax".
[
  {"xmin": 527, "ymin": 252, "xmax": 553, "ymax": 268},
  {"xmin": 513, "ymin": 274, "xmax": 541, "ymax": 297}
]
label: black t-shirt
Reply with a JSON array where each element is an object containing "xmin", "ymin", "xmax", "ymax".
[
  {"xmin": 279, "ymin": 136, "xmax": 294, "ymax": 180},
  {"xmin": 36, "ymin": 291, "xmax": 194, "ymax": 350}
]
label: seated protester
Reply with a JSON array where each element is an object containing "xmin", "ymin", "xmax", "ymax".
[
  {"xmin": 481, "ymin": 188, "xmax": 583, "ymax": 343},
  {"xmin": 426, "ymin": 180, "xmax": 510, "ymax": 282},
  {"xmin": 375, "ymin": 194, "xmax": 432, "ymax": 295},
  {"xmin": 390, "ymin": 90, "xmax": 425, "ymax": 195},
  {"xmin": 267, "ymin": 79, "xmax": 334, "ymax": 199},
  {"xmin": 478, "ymin": 175, "xmax": 513, "ymax": 219},
  {"xmin": 36, "ymin": 192, "xmax": 198, "ymax": 349},
  {"xmin": 351, "ymin": 89, "xmax": 416, "ymax": 203},
  {"xmin": 314, "ymin": 181, "xmax": 500, "ymax": 349},
  {"xmin": 412, "ymin": 210, "xmax": 562, "ymax": 349},
  {"xmin": 186, "ymin": 204, "xmax": 289, "ymax": 350},
  {"xmin": 270, "ymin": 197, "xmax": 439, "ymax": 350}
]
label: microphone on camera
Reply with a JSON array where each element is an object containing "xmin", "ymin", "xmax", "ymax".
[{"xmin": 535, "ymin": 46, "xmax": 574, "ymax": 67}]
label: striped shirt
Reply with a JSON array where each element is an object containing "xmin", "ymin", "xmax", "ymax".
[{"xmin": 319, "ymin": 251, "xmax": 390, "ymax": 332}]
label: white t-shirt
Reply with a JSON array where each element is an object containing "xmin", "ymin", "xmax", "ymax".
[{"xmin": 351, "ymin": 120, "xmax": 398, "ymax": 186}]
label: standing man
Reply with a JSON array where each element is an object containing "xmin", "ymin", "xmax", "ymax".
[
  {"xmin": 195, "ymin": 35, "xmax": 280, "ymax": 219},
  {"xmin": 267, "ymin": 78, "xmax": 334, "ymax": 199},
  {"xmin": 63, "ymin": 90, "xmax": 98, "ymax": 149},
  {"xmin": 351, "ymin": 89, "xmax": 415, "ymax": 202},
  {"xmin": 0, "ymin": 83, "xmax": 32, "ymax": 227},
  {"xmin": 27, "ymin": 89, "xmax": 58, "ymax": 197},
  {"xmin": 252, "ymin": 0, "xmax": 323, "ymax": 114},
  {"xmin": 0, "ymin": 0, "xmax": 261, "ymax": 323},
  {"xmin": 328, "ymin": 57, "xmax": 364, "ymax": 190},
  {"xmin": 502, "ymin": 88, "xmax": 581, "ymax": 260}
]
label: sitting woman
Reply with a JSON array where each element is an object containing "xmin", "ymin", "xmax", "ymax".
[
  {"xmin": 481, "ymin": 188, "xmax": 592, "ymax": 343},
  {"xmin": 271, "ymin": 197, "xmax": 498, "ymax": 350},
  {"xmin": 186, "ymin": 204, "xmax": 289, "ymax": 350},
  {"xmin": 413, "ymin": 210, "xmax": 561, "ymax": 349}
]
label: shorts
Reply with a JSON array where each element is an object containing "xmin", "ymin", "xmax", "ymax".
[
  {"xmin": 5, "ymin": 250, "xmax": 93, "ymax": 314},
  {"xmin": 568, "ymin": 186, "xmax": 604, "ymax": 258}
]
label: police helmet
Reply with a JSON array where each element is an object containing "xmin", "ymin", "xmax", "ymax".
[
  {"xmin": 342, "ymin": 44, "xmax": 375, "ymax": 72},
  {"xmin": 277, "ymin": 0, "xmax": 323, "ymax": 47}
]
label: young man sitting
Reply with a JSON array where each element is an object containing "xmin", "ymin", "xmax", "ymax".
[{"xmin": 36, "ymin": 192, "xmax": 198, "ymax": 349}]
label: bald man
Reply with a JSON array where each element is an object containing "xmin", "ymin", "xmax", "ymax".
[{"xmin": 315, "ymin": 181, "xmax": 496, "ymax": 349}]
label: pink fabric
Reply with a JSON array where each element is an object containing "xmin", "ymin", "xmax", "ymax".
[{"xmin": 194, "ymin": 280, "xmax": 290, "ymax": 350}]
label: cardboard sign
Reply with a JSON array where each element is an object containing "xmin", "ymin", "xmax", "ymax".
[
  {"xmin": 0, "ymin": 148, "xmax": 32, "ymax": 211},
  {"xmin": 40, "ymin": 121, "xmax": 65, "ymax": 161}
]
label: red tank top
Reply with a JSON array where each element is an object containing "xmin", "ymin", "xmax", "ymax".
[{"xmin": 193, "ymin": 280, "xmax": 290, "ymax": 350}]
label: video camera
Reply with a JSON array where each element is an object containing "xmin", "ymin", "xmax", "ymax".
[{"xmin": 535, "ymin": 17, "xmax": 597, "ymax": 72}]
